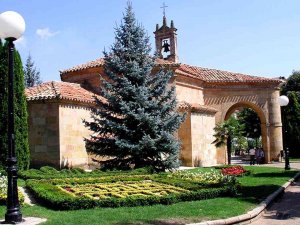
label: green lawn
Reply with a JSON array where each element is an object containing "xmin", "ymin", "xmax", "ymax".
[
  {"xmin": 0, "ymin": 166, "xmax": 298, "ymax": 225},
  {"xmin": 290, "ymin": 157, "xmax": 300, "ymax": 162}
]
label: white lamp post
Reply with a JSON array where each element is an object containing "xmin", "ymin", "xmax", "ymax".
[
  {"xmin": 279, "ymin": 95, "xmax": 290, "ymax": 170},
  {"xmin": 0, "ymin": 11, "xmax": 25, "ymax": 223}
]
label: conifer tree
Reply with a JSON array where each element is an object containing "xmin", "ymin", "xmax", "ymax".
[
  {"xmin": 0, "ymin": 40, "xmax": 30, "ymax": 170},
  {"xmin": 84, "ymin": 3, "xmax": 185, "ymax": 172},
  {"xmin": 0, "ymin": 39, "xmax": 8, "ymax": 169},
  {"xmin": 23, "ymin": 54, "xmax": 42, "ymax": 87}
]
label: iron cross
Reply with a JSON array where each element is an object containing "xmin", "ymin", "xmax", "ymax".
[{"xmin": 161, "ymin": 2, "xmax": 168, "ymax": 17}]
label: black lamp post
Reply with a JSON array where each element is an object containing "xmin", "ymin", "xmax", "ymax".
[
  {"xmin": 279, "ymin": 95, "xmax": 290, "ymax": 170},
  {"xmin": 0, "ymin": 11, "xmax": 26, "ymax": 223}
]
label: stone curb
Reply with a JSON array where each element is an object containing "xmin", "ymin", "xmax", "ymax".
[{"xmin": 186, "ymin": 171, "xmax": 300, "ymax": 225}]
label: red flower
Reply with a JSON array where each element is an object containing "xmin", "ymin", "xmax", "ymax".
[{"xmin": 221, "ymin": 166, "xmax": 247, "ymax": 176}]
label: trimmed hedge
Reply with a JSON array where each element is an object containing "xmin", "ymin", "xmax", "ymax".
[
  {"xmin": 19, "ymin": 166, "xmax": 151, "ymax": 180},
  {"xmin": 26, "ymin": 175, "xmax": 236, "ymax": 210}
]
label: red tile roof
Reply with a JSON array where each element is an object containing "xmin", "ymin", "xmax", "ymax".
[
  {"xmin": 178, "ymin": 102, "xmax": 217, "ymax": 114},
  {"xmin": 60, "ymin": 57, "xmax": 282, "ymax": 84},
  {"xmin": 25, "ymin": 81, "xmax": 102, "ymax": 104},
  {"xmin": 60, "ymin": 58, "xmax": 105, "ymax": 74},
  {"xmin": 60, "ymin": 58, "xmax": 177, "ymax": 74},
  {"xmin": 176, "ymin": 64, "xmax": 281, "ymax": 84}
]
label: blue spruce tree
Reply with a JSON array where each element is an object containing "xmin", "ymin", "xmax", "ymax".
[{"xmin": 84, "ymin": 3, "xmax": 185, "ymax": 172}]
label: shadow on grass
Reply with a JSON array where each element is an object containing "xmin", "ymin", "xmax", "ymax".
[
  {"xmin": 238, "ymin": 184, "xmax": 281, "ymax": 203},
  {"xmin": 250, "ymin": 171, "xmax": 298, "ymax": 178}
]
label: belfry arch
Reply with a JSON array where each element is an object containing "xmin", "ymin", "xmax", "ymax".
[{"xmin": 224, "ymin": 101, "xmax": 269, "ymax": 162}]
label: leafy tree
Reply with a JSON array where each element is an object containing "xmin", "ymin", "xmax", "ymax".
[
  {"xmin": 0, "ymin": 40, "xmax": 30, "ymax": 170},
  {"xmin": 281, "ymin": 71, "xmax": 300, "ymax": 157},
  {"xmin": 84, "ymin": 3, "xmax": 185, "ymax": 172},
  {"xmin": 284, "ymin": 92, "xmax": 300, "ymax": 155},
  {"xmin": 282, "ymin": 71, "xmax": 300, "ymax": 93},
  {"xmin": 212, "ymin": 116, "xmax": 244, "ymax": 164},
  {"xmin": 237, "ymin": 108, "xmax": 261, "ymax": 147},
  {"xmin": 232, "ymin": 136, "xmax": 248, "ymax": 153},
  {"xmin": 23, "ymin": 54, "xmax": 42, "ymax": 87}
]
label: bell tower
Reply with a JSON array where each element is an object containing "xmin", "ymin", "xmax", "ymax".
[{"xmin": 154, "ymin": 15, "xmax": 179, "ymax": 63}]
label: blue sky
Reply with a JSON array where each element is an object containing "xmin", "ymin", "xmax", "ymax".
[{"xmin": 2, "ymin": 0, "xmax": 300, "ymax": 81}]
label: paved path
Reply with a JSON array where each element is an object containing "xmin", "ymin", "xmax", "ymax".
[
  {"xmin": 237, "ymin": 160, "xmax": 300, "ymax": 225},
  {"xmin": 231, "ymin": 155, "xmax": 300, "ymax": 170},
  {"xmin": 250, "ymin": 180, "xmax": 300, "ymax": 225}
]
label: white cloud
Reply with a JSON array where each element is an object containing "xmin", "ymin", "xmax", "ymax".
[
  {"xmin": 36, "ymin": 28, "xmax": 59, "ymax": 39},
  {"xmin": 14, "ymin": 36, "xmax": 27, "ymax": 48}
]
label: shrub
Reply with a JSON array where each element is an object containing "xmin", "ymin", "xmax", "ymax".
[
  {"xmin": 39, "ymin": 166, "xmax": 59, "ymax": 174},
  {"xmin": 19, "ymin": 167, "xmax": 151, "ymax": 180}
]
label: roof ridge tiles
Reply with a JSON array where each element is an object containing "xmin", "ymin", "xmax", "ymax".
[
  {"xmin": 60, "ymin": 57, "xmax": 282, "ymax": 84},
  {"xmin": 25, "ymin": 81, "xmax": 101, "ymax": 104},
  {"xmin": 177, "ymin": 63, "xmax": 282, "ymax": 84}
]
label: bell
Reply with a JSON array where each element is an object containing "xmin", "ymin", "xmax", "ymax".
[{"xmin": 162, "ymin": 40, "xmax": 170, "ymax": 53}]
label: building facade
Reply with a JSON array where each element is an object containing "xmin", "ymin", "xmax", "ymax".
[{"xmin": 25, "ymin": 17, "xmax": 283, "ymax": 169}]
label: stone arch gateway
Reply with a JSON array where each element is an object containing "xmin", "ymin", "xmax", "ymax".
[
  {"xmin": 224, "ymin": 102, "xmax": 268, "ymax": 162},
  {"xmin": 204, "ymin": 85, "xmax": 283, "ymax": 164}
]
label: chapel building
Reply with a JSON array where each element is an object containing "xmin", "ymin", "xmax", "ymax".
[{"xmin": 25, "ymin": 17, "xmax": 283, "ymax": 169}]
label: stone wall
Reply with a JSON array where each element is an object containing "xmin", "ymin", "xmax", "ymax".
[
  {"xmin": 28, "ymin": 101, "xmax": 95, "ymax": 169},
  {"xmin": 191, "ymin": 113, "xmax": 217, "ymax": 167},
  {"xmin": 178, "ymin": 113, "xmax": 192, "ymax": 166},
  {"xmin": 176, "ymin": 83, "xmax": 204, "ymax": 104},
  {"xmin": 58, "ymin": 103, "xmax": 93, "ymax": 169},
  {"xmin": 28, "ymin": 102, "xmax": 60, "ymax": 168},
  {"xmin": 178, "ymin": 111, "xmax": 217, "ymax": 167},
  {"xmin": 175, "ymin": 76, "xmax": 204, "ymax": 105}
]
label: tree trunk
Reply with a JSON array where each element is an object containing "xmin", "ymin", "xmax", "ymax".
[{"xmin": 227, "ymin": 136, "xmax": 232, "ymax": 165}]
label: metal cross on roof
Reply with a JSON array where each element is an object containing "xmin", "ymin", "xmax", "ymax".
[{"xmin": 161, "ymin": 2, "xmax": 168, "ymax": 17}]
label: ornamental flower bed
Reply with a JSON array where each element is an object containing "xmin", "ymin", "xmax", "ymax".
[
  {"xmin": 0, "ymin": 173, "xmax": 24, "ymax": 205},
  {"xmin": 169, "ymin": 170, "xmax": 226, "ymax": 185},
  {"xmin": 0, "ymin": 173, "xmax": 7, "ymax": 204},
  {"xmin": 59, "ymin": 181, "xmax": 189, "ymax": 199},
  {"xmin": 26, "ymin": 173, "xmax": 236, "ymax": 210},
  {"xmin": 221, "ymin": 166, "xmax": 248, "ymax": 176}
]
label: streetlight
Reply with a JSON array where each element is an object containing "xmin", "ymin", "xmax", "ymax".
[
  {"xmin": 279, "ymin": 95, "xmax": 290, "ymax": 170},
  {"xmin": 0, "ymin": 11, "xmax": 25, "ymax": 223}
]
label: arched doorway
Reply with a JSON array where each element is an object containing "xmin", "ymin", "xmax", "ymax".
[{"xmin": 223, "ymin": 101, "xmax": 270, "ymax": 163}]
